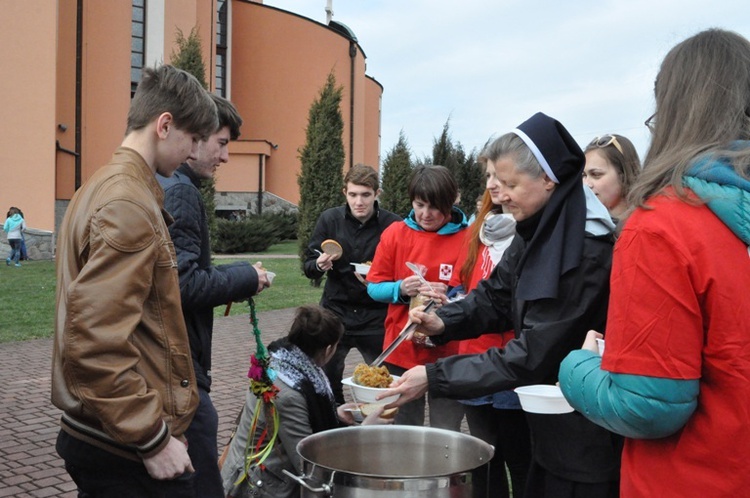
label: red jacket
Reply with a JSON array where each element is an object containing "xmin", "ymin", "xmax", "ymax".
[{"xmin": 368, "ymin": 221, "xmax": 465, "ymax": 369}]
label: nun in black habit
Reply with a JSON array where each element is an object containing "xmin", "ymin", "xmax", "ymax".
[{"xmin": 381, "ymin": 112, "xmax": 621, "ymax": 498}]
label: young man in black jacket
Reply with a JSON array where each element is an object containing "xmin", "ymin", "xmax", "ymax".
[
  {"xmin": 303, "ymin": 164, "xmax": 401, "ymax": 404},
  {"xmin": 158, "ymin": 94, "xmax": 271, "ymax": 497}
]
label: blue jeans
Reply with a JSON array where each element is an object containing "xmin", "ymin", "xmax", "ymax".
[
  {"xmin": 57, "ymin": 430, "xmax": 196, "ymax": 498},
  {"xmin": 184, "ymin": 388, "xmax": 224, "ymax": 497},
  {"xmin": 8, "ymin": 238, "xmax": 21, "ymax": 264}
]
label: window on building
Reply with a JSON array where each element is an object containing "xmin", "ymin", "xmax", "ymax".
[
  {"xmin": 131, "ymin": 0, "xmax": 146, "ymax": 97},
  {"xmin": 216, "ymin": 0, "xmax": 228, "ymax": 96}
]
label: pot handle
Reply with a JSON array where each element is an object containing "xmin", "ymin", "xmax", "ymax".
[{"xmin": 281, "ymin": 469, "xmax": 333, "ymax": 496}]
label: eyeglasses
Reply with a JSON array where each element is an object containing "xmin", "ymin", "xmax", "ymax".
[
  {"xmin": 589, "ymin": 135, "xmax": 623, "ymax": 155},
  {"xmin": 644, "ymin": 113, "xmax": 656, "ymax": 132}
]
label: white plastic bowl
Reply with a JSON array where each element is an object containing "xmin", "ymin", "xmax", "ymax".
[
  {"xmin": 514, "ymin": 385, "xmax": 574, "ymax": 414},
  {"xmin": 350, "ymin": 262, "xmax": 371, "ymax": 275},
  {"xmin": 342, "ymin": 376, "xmax": 400, "ymax": 405}
]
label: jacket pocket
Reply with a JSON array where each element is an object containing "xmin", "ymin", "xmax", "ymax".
[{"xmin": 244, "ymin": 464, "xmax": 297, "ymax": 497}]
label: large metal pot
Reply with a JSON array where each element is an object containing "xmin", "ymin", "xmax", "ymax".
[{"xmin": 283, "ymin": 426, "xmax": 494, "ymax": 497}]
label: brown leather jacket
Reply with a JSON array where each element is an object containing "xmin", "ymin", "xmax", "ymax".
[{"xmin": 51, "ymin": 147, "xmax": 198, "ymax": 461}]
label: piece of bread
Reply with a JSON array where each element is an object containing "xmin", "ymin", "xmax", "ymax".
[
  {"xmin": 360, "ymin": 404, "xmax": 398, "ymax": 419},
  {"xmin": 321, "ymin": 239, "xmax": 343, "ymax": 260}
]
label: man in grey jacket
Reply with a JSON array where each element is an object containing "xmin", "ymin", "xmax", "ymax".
[{"xmin": 158, "ymin": 94, "xmax": 271, "ymax": 497}]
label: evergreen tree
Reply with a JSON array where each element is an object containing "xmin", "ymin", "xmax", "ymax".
[
  {"xmin": 170, "ymin": 27, "xmax": 219, "ymax": 247},
  {"xmin": 453, "ymin": 144, "xmax": 483, "ymax": 217},
  {"xmin": 171, "ymin": 27, "xmax": 207, "ymax": 88},
  {"xmin": 432, "ymin": 120, "xmax": 460, "ymax": 176},
  {"xmin": 430, "ymin": 119, "xmax": 482, "ymax": 217},
  {"xmin": 380, "ymin": 131, "xmax": 413, "ymax": 217},
  {"xmin": 296, "ymin": 71, "xmax": 346, "ymax": 275}
]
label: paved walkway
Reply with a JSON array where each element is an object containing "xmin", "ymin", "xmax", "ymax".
[{"xmin": 0, "ymin": 307, "xmax": 366, "ymax": 497}]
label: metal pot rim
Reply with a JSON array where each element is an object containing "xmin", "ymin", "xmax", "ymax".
[{"xmin": 296, "ymin": 425, "xmax": 495, "ymax": 478}]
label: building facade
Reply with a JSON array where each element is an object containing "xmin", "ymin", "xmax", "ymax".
[{"xmin": 0, "ymin": 0, "xmax": 383, "ymax": 244}]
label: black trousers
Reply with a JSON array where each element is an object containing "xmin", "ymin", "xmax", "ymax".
[
  {"xmin": 57, "ymin": 430, "xmax": 196, "ymax": 498},
  {"xmin": 523, "ymin": 461, "xmax": 619, "ymax": 498},
  {"xmin": 464, "ymin": 404, "xmax": 531, "ymax": 498},
  {"xmin": 184, "ymin": 388, "xmax": 224, "ymax": 497},
  {"xmin": 324, "ymin": 332, "xmax": 384, "ymax": 405}
]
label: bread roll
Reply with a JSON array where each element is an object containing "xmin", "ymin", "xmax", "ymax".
[{"xmin": 360, "ymin": 404, "xmax": 398, "ymax": 419}]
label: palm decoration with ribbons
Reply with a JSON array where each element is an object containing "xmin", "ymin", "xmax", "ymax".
[{"xmin": 235, "ymin": 298, "xmax": 280, "ymax": 487}]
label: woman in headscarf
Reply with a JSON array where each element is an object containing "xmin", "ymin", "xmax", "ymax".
[
  {"xmin": 448, "ymin": 172, "xmax": 529, "ymax": 498},
  {"xmin": 381, "ymin": 112, "xmax": 621, "ymax": 497},
  {"xmin": 559, "ymin": 28, "xmax": 750, "ymax": 497}
]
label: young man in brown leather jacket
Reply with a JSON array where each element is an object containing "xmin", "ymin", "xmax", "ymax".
[{"xmin": 51, "ymin": 65, "xmax": 218, "ymax": 497}]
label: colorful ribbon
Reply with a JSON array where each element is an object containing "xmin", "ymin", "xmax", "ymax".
[{"xmin": 235, "ymin": 298, "xmax": 280, "ymax": 487}]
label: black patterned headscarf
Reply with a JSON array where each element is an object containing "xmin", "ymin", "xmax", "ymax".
[{"xmin": 511, "ymin": 112, "xmax": 586, "ymax": 300}]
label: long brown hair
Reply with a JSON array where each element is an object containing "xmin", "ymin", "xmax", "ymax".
[
  {"xmin": 584, "ymin": 134, "xmax": 641, "ymax": 200},
  {"xmin": 629, "ymin": 29, "xmax": 750, "ymax": 212}
]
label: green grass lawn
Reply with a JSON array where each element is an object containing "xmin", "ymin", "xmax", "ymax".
[
  {"xmin": 0, "ymin": 241, "xmax": 323, "ymax": 343},
  {"xmin": 212, "ymin": 255, "xmax": 323, "ymax": 318},
  {"xmin": 0, "ymin": 260, "xmax": 57, "ymax": 342},
  {"xmin": 259, "ymin": 239, "xmax": 299, "ymax": 255}
]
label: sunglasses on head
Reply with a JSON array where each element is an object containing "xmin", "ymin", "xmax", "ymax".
[
  {"xmin": 644, "ymin": 113, "xmax": 656, "ymax": 133},
  {"xmin": 589, "ymin": 135, "xmax": 623, "ymax": 155}
]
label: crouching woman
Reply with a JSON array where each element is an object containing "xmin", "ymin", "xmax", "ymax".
[{"xmin": 221, "ymin": 305, "xmax": 392, "ymax": 498}]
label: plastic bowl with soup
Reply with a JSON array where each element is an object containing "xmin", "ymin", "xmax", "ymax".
[{"xmin": 342, "ymin": 376, "xmax": 401, "ymax": 405}]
